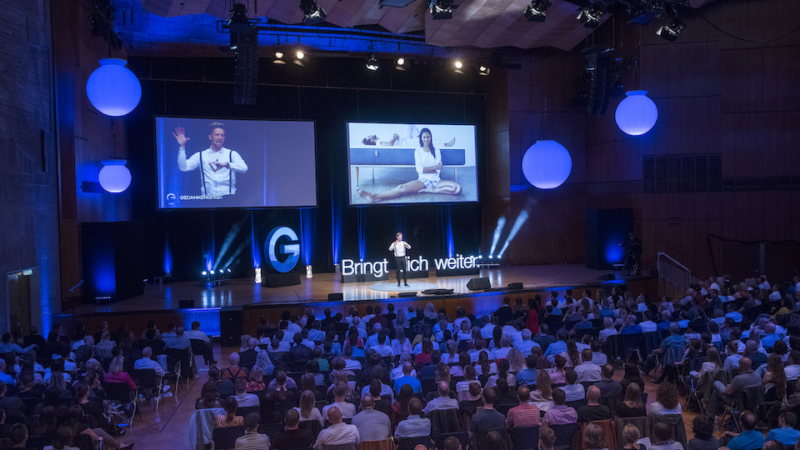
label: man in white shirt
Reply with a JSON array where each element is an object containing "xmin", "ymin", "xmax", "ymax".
[
  {"xmin": 371, "ymin": 331, "xmax": 394, "ymax": 358},
  {"xmin": 323, "ymin": 384, "xmax": 358, "ymax": 420},
  {"xmin": 134, "ymin": 347, "xmax": 165, "ymax": 377},
  {"xmin": 184, "ymin": 321, "xmax": 210, "ymax": 343},
  {"xmin": 515, "ymin": 329, "xmax": 540, "ymax": 357},
  {"xmin": 389, "ymin": 233, "xmax": 411, "ymax": 287},
  {"xmin": 234, "ymin": 378, "xmax": 260, "ymax": 407},
  {"xmin": 307, "ymin": 321, "xmax": 325, "ymax": 343},
  {"xmin": 362, "ymin": 305, "xmax": 376, "ymax": 329},
  {"xmin": 480, "ymin": 319, "xmax": 495, "ymax": 340},
  {"xmin": 287, "ymin": 316, "xmax": 303, "ymax": 335},
  {"xmin": 174, "ymin": 122, "xmax": 248, "ymax": 197},
  {"xmin": 163, "ymin": 327, "xmax": 191, "ymax": 350},
  {"xmin": 639, "ymin": 313, "xmax": 658, "ymax": 333},
  {"xmin": 573, "ymin": 349, "xmax": 601, "ymax": 383},
  {"xmin": 561, "ymin": 369, "xmax": 585, "ymax": 402},
  {"xmin": 343, "ymin": 347, "xmax": 362, "ymax": 371},
  {"xmin": 786, "ymin": 351, "xmax": 800, "ymax": 382},
  {"xmin": 423, "ymin": 382, "xmax": 459, "ymax": 414},
  {"xmin": 315, "ymin": 407, "xmax": 360, "ymax": 447}
]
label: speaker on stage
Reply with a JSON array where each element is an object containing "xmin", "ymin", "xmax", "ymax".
[
  {"xmin": 328, "ymin": 293, "xmax": 343, "ymax": 301},
  {"xmin": 398, "ymin": 292, "xmax": 417, "ymax": 297},
  {"xmin": 507, "ymin": 282, "xmax": 523, "ymax": 290},
  {"xmin": 467, "ymin": 277, "xmax": 491, "ymax": 291},
  {"xmin": 81, "ymin": 221, "xmax": 144, "ymax": 304},
  {"xmin": 261, "ymin": 273, "xmax": 301, "ymax": 288},
  {"xmin": 179, "ymin": 300, "xmax": 195, "ymax": 309},
  {"xmin": 220, "ymin": 306, "xmax": 243, "ymax": 346},
  {"xmin": 586, "ymin": 208, "xmax": 634, "ymax": 270}
]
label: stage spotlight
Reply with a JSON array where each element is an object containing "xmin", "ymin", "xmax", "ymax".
[
  {"xmin": 210, "ymin": 270, "xmax": 215, "ymax": 275},
  {"xmin": 300, "ymin": 0, "xmax": 327, "ymax": 25},
  {"xmin": 577, "ymin": 2, "xmax": 604, "ymax": 28},
  {"xmin": 454, "ymin": 60, "xmax": 463, "ymax": 69},
  {"xmin": 395, "ymin": 57, "xmax": 407, "ymax": 71},
  {"xmin": 489, "ymin": 255, "xmax": 493, "ymax": 259},
  {"xmin": 656, "ymin": 17, "xmax": 685, "ymax": 42},
  {"xmin": 296, "ymin": 50, "xmax": 305, "ymax": 60},
  {"xmin": 255, "ymin": 267, "xmax": 262, "ymax": 284},
  {"xmin": 524, "ymin": 0, "xmax": 550, "ymax": 22},
  {"xmin": 366, "ymin": 54, "xmax": 380, "ymax": 71},
  {"xmin": 478, "ymin": 65, "xmax": 490, "ymax": 76},
  {"xmin": 227, "ymin": 268, "xmax": 232, "ymax": 273},
  {"xmin": 294, "ymin": 50, "xmax": 306, "ymax": 67},
  {"xmin": 273, "ymin": 50, "xmax": 286, "ymax": 64},
  {"xmin": 496, "ymin": 209, "xmax": 530, "ymax": 259},
  {"xmin": 429, "ymin": 0, "xmax": 453, "ymax": 20},
  {"xmin": 202, "ymin": 271, "xmax": 207, "ymax": 276}
]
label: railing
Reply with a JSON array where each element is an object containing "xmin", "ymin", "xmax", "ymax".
[{"xmin": 657, "ymin": 253, "xmax": 693, "ymax": 301}]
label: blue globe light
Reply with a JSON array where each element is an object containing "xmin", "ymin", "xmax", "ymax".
[
  {"xmin": 86, "ymin": 58, "xmax": 141, "ymax": 117},
  {"xmin": 615, "ymin": 90, "xmax": 658, "ymax": 136},
  {"xmin": 521, "ymin": 140, "xmax": 572, "ymax": 189},
  {"xmin": 98, "ymin": 159, "xmax": 131, "ymax": 193}
]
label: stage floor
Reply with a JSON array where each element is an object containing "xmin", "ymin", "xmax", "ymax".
[{"xmin": 69, "ymin": 263, "xmax": 622, "ymax": 314}]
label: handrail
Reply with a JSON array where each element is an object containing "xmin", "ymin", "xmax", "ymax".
[
  {"xmin": 656, "ymin": 239, "xmax": 717, "ymax": 272},
  {"xmin": 657, "ymin": 252, "xmax": 690, "ymax": 275},
  {"xmin": 657, "ymin": 253, "xmax": 692, "ymax": 300}
]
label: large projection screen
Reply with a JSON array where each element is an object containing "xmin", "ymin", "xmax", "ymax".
[
  {"xmin": 155, "ymin": 117, "xmax": 317, "ymax": 209},
  {"xmin": 347, "ymin": 123, "xmax": 478, "ymax": 205}
]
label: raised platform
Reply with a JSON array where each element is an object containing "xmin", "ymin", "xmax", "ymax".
[{"xmin": 56, "ymin": 264, "xmax": 656, "ymax": 337}]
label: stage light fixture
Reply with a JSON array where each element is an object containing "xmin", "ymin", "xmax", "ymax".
[
  {"xmin": 366, "ymin": 54, "xmax": 380, "ymax": 71},
  {"xmin": 656, "ymin": 17, "xmax": 685, "ymax": 42},
  {"xmin": 202, "ymin": 271, "xmax": 207, "ymax": 276},
  {"xmin": 395, "ymin": 57, "xmax": 407, "ymax": 71},
  {"xmin": 227, "ymin": 268, "xmax": 232, "ymax": 273},
  {"xmin": 296, "ymin": 50, "xmax": 305, "ymax": 60},
  {"xmin": 478, "ymin": 65, "xmax": 490, "ymax": 76},
  {"xmin": 524, "ymin": 0, "xmax": 550, "ymax": 22},
  {"xmin": 429, "ymin": 0, "xmax": 453, "ymax": 20},
  {"xmin": 273, "ymin": 50, "xmax": 286, "ymax": 64},
  {"xmin": 255, "ymin": 267, "xmax": 262, "ymax": 284},
  {"xmin": 454, "ymin": 60, "xmax": 463, "ymax": 69},
  {"xmin": 294, "ymin": 50, "xmax": 306, "ymax": 67},
  {"xmin": 577, "ymin": 2, "xmax": 604, "ymax": 28},
  {"xmin": 300, "ymin": 0, "xmax": 327, "ymax": 25}
]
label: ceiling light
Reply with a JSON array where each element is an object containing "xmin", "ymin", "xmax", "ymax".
[
  {"xmin": 656, "ymin": 17, "xmax": 685, "ymax": 42},
  {"xmin": 366, "ymin": 54, "xmax": 380, "ymax": 71},
  {"xmin": 478, "ymin": 65, "xmax": 490, "ymax": 76},
  {"xmin": 454, "ymin": 60, "xmax": 463, "ymax": 69},
  {"xmin": 296, "ymin": 50, "xmax": 305, "ymax": 60},
  {"xmin": 577, "ymin": 3, "xmax": 604, "ymax": 28},
  {"xmin": 273, "ymin": 50, "xmax": 286, "ymax": 64},
  {"xmin": 430, "ymin": 0, "xmax": 453, "ymax": 20},
  {"xmin": 524, "ymin": 0, "xmax": 550, "ymax": 22},
  {"xmin": 395, "ymin": 57, "xmax": 407, "ymax": 71},
  {"xmin": 299, "ymin": 0, "xmax": 327, "ymax": 25}
]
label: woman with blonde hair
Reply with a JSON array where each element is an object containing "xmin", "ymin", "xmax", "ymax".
[
  {"xmin": 253, "ymin": 348, "xmax": 274, "ymax": 375},
  {"xmin": 94, "ymin": 331, "xmax": 115, "ymax": 359},
  {"xmin": 530, "ymin": 369, "xmax": 553, "ymax": 406},
  {"xmin": 599, "ymin": 317, "xmax": 617, "ymax": 343},
  {"xmin": 506, "ymin": 348, "xmax": 525, "ymax": 374},
  {"xmin": 615, "ymin": 383, "xmax": 645, "ymax": 418},
  {"xmin": 247, "ymin": 367, "xmax": 265, "ymax": 391},
  {"xmin": 620, "ymin": 424, "xmax": 646, "ymax": 450},
  {"xmin": 295, "ymin": 390, "xmax": 324, "ymax": 426}
]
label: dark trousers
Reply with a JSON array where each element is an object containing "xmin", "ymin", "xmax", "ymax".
[{"xmin": 395, "ymin": 256, "xmax": 407, "ymax": 283}]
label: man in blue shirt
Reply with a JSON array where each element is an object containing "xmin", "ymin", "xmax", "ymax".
[
  {"xmin": 657, "ymin": 311, "xmax": 671, "ymax": 333},
  {"xmin": 620, "ymin": 315, "xmax": 642, "ymax": 335},
  {"xmin": 721, "ymin": 410, "xmax": 764, "ymax": 450},
  {"xmin": 543, "ymin": 329, "xmax": 568, "ymax": 358},
  {"xmin": 515, "ymin": 354, "xmax": 537, "ymax": 387},
  {"xmin": 766, "ymin": 412, "xmax": 800, "ymax": 446},
  {"xmin": 761, "ymin": 323, "xmax": 782, "ymax": 349},
  {"xmin": 393, "ymin": 362, "xmax": 422, "ymax": 394},
  {"xmin": 641, "ymin": 322, "xmax": 685, "ymax": 377}
]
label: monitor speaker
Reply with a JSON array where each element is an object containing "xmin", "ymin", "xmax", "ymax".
[
  {"xmin": 398, "ymin": 291, "xmax": 417, "ymax": 297},
  {"xmin": 507, "ymin": 282, "xmax": 523, "ymax": 290},
  {"xmin": 178, "ymin": 300, "xmax": 195, "ymax": 309},
  {"xmin": 328, "ymin": 293, "xmax": 344, "ymax": 301},
  {"xmin": 220, "ymin": 306, "xmax": 243, "ymax": 346},
  {"xmin": 467, "ymin": 277, "xmax": 491, "ymax": 291}
]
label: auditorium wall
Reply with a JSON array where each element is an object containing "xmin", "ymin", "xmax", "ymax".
[
  {"xmin": 0, "ymin": 0, "xmax": 61, "ymax": 332},
  {"xmin": 491, "ymin": 0, "xmax": 800, "ymax": 282}
]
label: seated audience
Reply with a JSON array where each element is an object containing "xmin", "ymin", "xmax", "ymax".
[
  {"xmin": 395, "ymin": 398, "xmax": 431, "ymax": 438},
  {"xmin": 235, "ymin": 413, "xmax": 268, "ymax": 450},
  {"xmin": 351, "ymin": 395, "xmax": 392, "ymax": 442},
  {"xmin": 541, "ymin": 389, "xmax": 577, "ymax": 427},
  {"xmin": 505, "ymin": 386, "xmax": 540, "ymax": 429},
  {"xmin": 272, "ymin": 409, "xmax": 315, "ymax": 450},
  {"xmin": 577, "ymin": 385, "xmax": 611, "ymax": 423},
  {"xmin": 616, "ymin": 383, "xmax": 646, "ymax": 418},
  {"xmin": 215, "ymin": 397, "xmax": 243, "ymax": 428},
  {"xmin": 687, "ymin": 416, "xmax": 718, "ymax": 450},
  {"xmin": 719, "ymin": 410, "xmax": 763, "ymax": 450}
]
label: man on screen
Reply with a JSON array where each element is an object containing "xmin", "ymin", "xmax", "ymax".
[{"xmin": 173, "ymin": 122, "xmax": 248, "ymax": 196}]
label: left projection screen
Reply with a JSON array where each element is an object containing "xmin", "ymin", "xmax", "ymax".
[{"xmin": 155, "ymin": 117, "xmax": 317, "ymax": 209}]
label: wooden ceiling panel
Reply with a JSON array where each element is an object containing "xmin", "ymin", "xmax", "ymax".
[{"xmin": 378, "ymin": 2, "xmax": 427, "ymax": 34}]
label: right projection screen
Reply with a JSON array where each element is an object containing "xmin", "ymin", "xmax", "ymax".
[{"xmin": 347, "ymin": 123, "xmax": 478, "ymax": 205}]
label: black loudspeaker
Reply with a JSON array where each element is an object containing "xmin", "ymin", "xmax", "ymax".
[
  {"xmin": 220, "ymin": 306, "xmax": 243, "ymax": 346},
  {"xmin": 328, "ymin": 293, "xmax": 344, "ymax": 301},
  {"xmin": 507, "ymin": 282, "xmax": 523, "ymax": 290},
  {"xmin": 599, "ymin": 274, "xmax": 616, "ymax": 281},
  {"xmin": 178, "ymin": 300, "xmax": 195, "ymax": 309},
  {"xmin": 232, "ymin": 28, "xmax": 258, "ymax": 105},
  {"xmin": 398, "ymin": 291, "xmax": 417, "ymax": 297},
  {"xmin": 261, "ymin": 273, "xmax": 301, "ymax": 288},
  {"xmin": 586, "ymin": 208, "xmax": 634, "ymax": 270},
  {"xmin": 421, "ymin": 289, "xmax": 455, "ymax": 295},
  {"xmin": 81, "ymin": 221, "xmax": 144, "ymax": 304},
  {"xmin": 467, "ymin": 277, "xmax": 491, "ymax": 291}
]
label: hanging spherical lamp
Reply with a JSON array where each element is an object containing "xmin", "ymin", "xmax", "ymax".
[
  {"xmin": 98, "ymin": 159, "xmax": 132, "ymax": 193},
  {"xmin": 615, "ymin": 90, "xmax": 658, "ymax": 136},
  {"xmin": 86, "ymin": 58, "xmax": 141, "ymax": 117},
  {"xmin": 521, "ymin": 140, "xmax": 572, "ymax": 189}
]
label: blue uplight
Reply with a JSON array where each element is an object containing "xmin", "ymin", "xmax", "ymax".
[
  {"xmin": 98, "ymin": 160, "xmax": 132, "ymax": 193},
  {"xmin": 615, "ymin": 90, "xmax": 658, "ymax": 136},
  {"xmin": 86, "ymin": 59, "xmax": 141, "ymax": 117}
]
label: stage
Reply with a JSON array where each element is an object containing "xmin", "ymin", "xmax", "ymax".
[{"xmin": 55, "ymin": 264, "xmax": 656, "ymax": 338}]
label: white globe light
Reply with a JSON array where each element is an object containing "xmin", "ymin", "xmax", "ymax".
[
  {"xmin": 521, "ymin": 140, "xmax": 572, "ymax": 189},
  {"xmin": 615, "ymin": 90, "xmax": 658, "ymax": 136},
  {"xmin": 98, "ymin": 159, "xmax": 131, "ymax": 193},
  {"xmin": 86, "ymin": 58, "xmax": 142, "ymax": 117}
]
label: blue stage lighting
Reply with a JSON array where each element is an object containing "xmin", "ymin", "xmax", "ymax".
[
  {"xmin": 489, "ymin": 255, "xmax": 493, "ymax": 259},
  {"xmin": 210, "ymin": 270, "xmax": 215, "ymax": 275},
  {"xmin": 489, "ymin": 216, "xmax": 506, "ymax": 258},
  {"xmin": 202, "ymin": 271, "xmax": 207, "ymax": 276},
  {"xmin": 522, "ymin": 140, "xmax": 572, "ymax": 189},
  {"xmin": 615, "ymin": 90, "xmax": 658, "ymax": 136},
  {"xmin": 497, "ymin": 210, "xmax": 530, "ymax": 258},
  {"xmin": 86, "ymin": 58, "xmax": 141, "ymax": 117}
]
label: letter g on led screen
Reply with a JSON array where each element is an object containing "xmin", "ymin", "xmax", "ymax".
[{"xmin": 265, "ymin": 227, "xmax": 300, "ymax": 273}]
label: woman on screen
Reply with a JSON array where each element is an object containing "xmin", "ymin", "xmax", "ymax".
[{"xmin": 356, "ymin": 128, "xmax": 462, "ymax": 203}]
